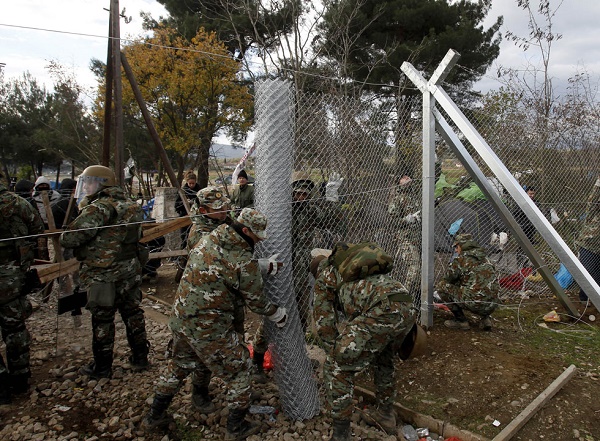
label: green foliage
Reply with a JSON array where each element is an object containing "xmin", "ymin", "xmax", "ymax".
[
  {"xmin": 116, "ymin": 26, "xmax": 253, "ymax": 186},
  {"xmin": 317, "ymin": 0, "xmax": 502, "ymax": 97},
  {"xmin": 152, "ymin": 0, "xmax": 304, "ymax": 61}
]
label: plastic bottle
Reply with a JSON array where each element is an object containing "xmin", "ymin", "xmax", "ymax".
[
  {"xmin": 249, "ymin": 405, "xmax": 276, "ymax": 415},
  {"xmin": 402, "ymin": 424, "xmax": 419, "ymax": 441}
]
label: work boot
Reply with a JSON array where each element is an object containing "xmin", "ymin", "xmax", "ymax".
[
  {"xmin": 481, "ymin": 316, "xmax": 493, "ymax": 331},
  {"xmin": 444, "ymin": 319, "xmax": 470, "ymax": 330},
  {"xmin": 141, "ymin": 393, "xmax": 174, "ymax": 431},
  {"xmin": 446, "ymin": 305, "xmax": 470, "ymax": 330},
  {"xmin": 252, "ymin": 352, "xmax": 268, "ymax": 384},
  {"xmin": 225, "ymin": 407, "xmax": 261, "ymax": 440},
  {"xmin": 330, "ymin": 419, "xmax": 351, "ymax": 441},
  {"xmin": 126, "ymin": 342, "xmax": 150, "ymax": 372},
  {"xmin": 10, "ymin": 373, "xmax": 30, "ymax": 395},
  {"xmin": 0, "ymin": 373, "xmax": 11, "ymax": 405},
  {"xmin": 191, "ymin": 384, "xmax": 216, "ymax": 414},
  {"xmin": 361, "ymin": 404, "xmax": 397, "ymax": 435},
  {"xmin": 80, "ymin": 354, "xmax": 113, "ymax": 379}
]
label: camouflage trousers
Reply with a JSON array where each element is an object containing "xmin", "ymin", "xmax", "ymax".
[
  {"xmin": 325, "ymin": 301, "xmax": 412, "ymax": 420},
  {"xmin": 395, "ymin": 231, "xmax": 421, "ymax": 297},
  {"xmin": 0, "ymin": 295, "xmax": 33, "ymax": 377},
  {"xmin": 157, "ymin": 326, "xmax": 253, "ymax": 410},
  {"xmin": 85, "ymin": 273, "xmax": 148, "ymax": 362},
  {"xmin": 437, "ymin": 280, "xmax": 498, "ymax": 317}
]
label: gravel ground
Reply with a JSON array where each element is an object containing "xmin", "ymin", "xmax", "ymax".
[{"xmin": 0, "ymin": 289, "xmax": 407, "ymax": 441}]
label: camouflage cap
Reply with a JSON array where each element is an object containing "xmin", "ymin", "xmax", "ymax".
[
  {"xmin": 237, "ymin": 208, "xmax": 268, "ymax": 239},
  {"xmin": 453, "ymin": 233, "xmax": 473, "ymax": 246},
  {"xmin": 197, "ymin": 186, "xmax": 230, "ymax": 209}
]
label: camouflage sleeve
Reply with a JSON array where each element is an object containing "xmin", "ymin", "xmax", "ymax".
[
  {"xmin": 60, "ymin": 203, "xmax": 111, "ymax": 249},
  {"xmin": 314, "ymin": 264, "xmax": 340, "ymax": 351},
  {"xmin": 19, "ymin": 198, "xmax": 45, "ymax": 235},
  {"xmin": 237, "ymin": 259, "xmax": 277, "ymax": 316},
  {"xmin": 444, "ymin": 256, "xmax": 463, "ymax": 284}
]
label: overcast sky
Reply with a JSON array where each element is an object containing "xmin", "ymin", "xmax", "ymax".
[{"xmin": 1, "ymin": 0, "xmax": 599, "ymax": 97}]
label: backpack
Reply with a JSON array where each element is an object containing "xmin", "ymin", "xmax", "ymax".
[{"xmin": 330, "ymin": 242, "xmax": 394, "ymax": 283}]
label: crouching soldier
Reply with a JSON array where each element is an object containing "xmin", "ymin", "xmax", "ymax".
[
  {"xmin": 437, "ymin": 233, "xmax": 500, "ymax": 331},
  {"xmin": 60, "ymin": 165, "xmax": 150, "ymax": 378},
  {"xmin": 311, "ymin": 242, "xmax": 426, "ymax": 441},
  {"xmin": 142, "ymin": 208, "xmax": 287, "ymax": 440},
  {"xmin": 0, "ymin": 174, "xmax": 45, "ymax": 403}
]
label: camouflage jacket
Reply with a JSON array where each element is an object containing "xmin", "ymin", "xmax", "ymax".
[
  {"xmin": 388, "ymin": 182, "xmax": 420, "ymax": 227},
  {"xmin": 60, "ymin": 186, "xmax": 143, "ymax": 281},
  {"xmin": 314, "ymin": 261, "xmax": 414, "ymax": 352},
  {"xmin": 170, "ymin": 223, "xmax": 278, "ymax": 338},
  {"xmin": 576, "ymin": 183, "xmax": 600, "ymax": 254},
  {"xmin": 232, "ymin": 184, "xmax": 254, "ymax": 210},
  {"xmin": 0, "ymin": 183, "xmax": 45, "ymax": 303},
  {"xmin": 187, "ymin": 207, "xmax": 227, "ymax": 251},
  {"xmin": 443, "ymin": 242, "xmax": 499, "ymax": 296}
]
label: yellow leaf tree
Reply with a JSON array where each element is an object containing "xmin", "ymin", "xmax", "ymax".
[{"xmin": 121, "ymin": 26, "xmax": 253, "ymax": 186}]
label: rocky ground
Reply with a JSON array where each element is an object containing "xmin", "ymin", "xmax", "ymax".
[{"xmin": 1, "ymin": 260, "xmax": 600, "ymax": 441}]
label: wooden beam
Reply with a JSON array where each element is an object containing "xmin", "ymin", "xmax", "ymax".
[
  {"xmin": 356, "ymin": 385, "xmax": 490, "ymax": 441},
  {"xmin": 140, "ymin": 217, "xmax": 191, "ymax": 243},
  {"xmin": 491, "ymin": 365, "xmax": 577, "ymax": 441}
]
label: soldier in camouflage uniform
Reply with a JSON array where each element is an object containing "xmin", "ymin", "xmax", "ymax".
[
  {"xmin": 60, "ymin": 165, "xmax": 149, "ymax": 379},
  {"xmin": 0, "ymin": 176, "xmax": 45, "ymax": 404},
  {"xmin": 388, "ymin": 173, "xmax": 421, "ymax": 297},
  {"xmin": 312, "ymin": 243, "xmax": 420, "ymax": 441},
  {"xmin": 437, "ymin": 233, "xmax": 499, "ymax": 331},
  {"xmin": 577, "ymin": 175, "xmax": 600, "ymax": 303},
  {"xmin": 186, "ymin": 186, "xmax": 231, "ymax": 251},
  {"xmin": 142, "ymin": 208, "xmax": 287, "ymax": 440}
]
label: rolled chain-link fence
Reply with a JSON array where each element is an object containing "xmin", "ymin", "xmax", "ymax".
[{"xmin": 251, "ymin": 78, "xmax": 599, "ymax": 419}]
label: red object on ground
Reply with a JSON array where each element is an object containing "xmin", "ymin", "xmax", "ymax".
[
  {"xmin": 445, "ymin": 437, "xmax": 463, "ymax": 441},
  {"xmin": 247, "ymin": 343, "xmax": 273, "ymax": 370},
  {"xmin": 499, "ymin": 267, "xmax": 533, "ymax": 290}
]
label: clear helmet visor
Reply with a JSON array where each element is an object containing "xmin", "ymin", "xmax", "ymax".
[{"xmin": 74, "ymin": 175, "xmax": 108, "ymax": 205}]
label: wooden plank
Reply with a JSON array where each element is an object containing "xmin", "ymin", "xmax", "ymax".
[
  {"xmin": 35, "ymin": 258, "xmax": 80, "ymax": 283},
  {"xmin": 355, "ymin": 385, "xmax": 490, "ymax": 441},
  {"xmin": 149, "ymin": 249, "xmax": 187, "ymax": 259},
  {"xmin": 140, "ymin": 217, "xmax": 190, "ymax": 243},
  {"xmin": 491, "ymin": 365, "xmax": 577, "ymax": 441}
]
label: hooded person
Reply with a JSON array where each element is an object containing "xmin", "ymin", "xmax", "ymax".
[
  {"xmin": 436, "ymin": 233, "xmax": 500, "ymax": 331},
  {"xmin": 31, "ymin": 176, "xmax": 61, "ymax": 228}
]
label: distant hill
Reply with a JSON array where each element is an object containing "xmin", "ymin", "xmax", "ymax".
[{"xmin": 210, "ymin": 143, "xmax": 246, "ymax": 159}]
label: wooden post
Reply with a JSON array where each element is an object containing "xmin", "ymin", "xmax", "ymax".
[
  {"xmin": 102, "ymin": 12, "xmax": 113, "ymax": 167},
  {"xmin": 111, "ymin": 0, "xmax": 124, "ymax": 185},
  {"xmin": 120, "ymin": 51, "xmax": 191, "ymax": 214}
]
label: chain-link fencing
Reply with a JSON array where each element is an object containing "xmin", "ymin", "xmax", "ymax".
[{"xmin": 252, "ymin": 78, "xmax": 600, "ymax": 420}]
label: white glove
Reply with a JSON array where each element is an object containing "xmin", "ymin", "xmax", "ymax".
[
  {"xmin": 267, "ymin": 306, "xmax": 287, "ymax": 328},
  {"xmin": 257, "ymin": 254, "xmax": 281, "ymax": 276},
  {"xmin": 325, "ymin": 172, "xmax": 343, "ymax": 202},
  {"xmin": 403, "ymin": 211, "xmax": 420, "ymax": 223},
  {"xmin": 595, "ymin": 176, "xmax": 600, "ymax": 187},
  {"xmin": 499, "ymin": 232, "xmax": 508, "ymax": 246}
]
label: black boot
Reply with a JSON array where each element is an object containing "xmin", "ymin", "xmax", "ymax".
[
  {"xmin": 141, "ymin": 393, "xmax": 174, "ymax": 431},
  {"xmin": 80, "ymin": 354, "xmax": 113, "ymax": 379},
  {"xmin": 226, "ymin": 407, "xmax": 261, "ymax": 440},
  {"xmin": 10, "ymin": 373, "xmax": 30, "ymax": 395},
  {"xmin": 127, "ymin": 342, "xmax": 150, "ymax": 372},
  {"xmin": 445, "ymin": 305, "xmax": 470, "ymax": 330},
  {"xmin": 252, "ymin": 352, "xmax": 267, "ymax": 384},
  {"xmin": 192, "ymin": 384, "xmax": 216, "ymax": 413},
  {"xmin": 0, "ymin": 373, "xmax": 11, "ymax": 405},
  {"xmin": 330, "ymin": 419, "xmax": 351, "ymax": 441}
]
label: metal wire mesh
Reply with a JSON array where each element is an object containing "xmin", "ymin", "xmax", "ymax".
[{"xmin": 252, "ymin": 78, "xmax": 599, "ymax": 419}]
